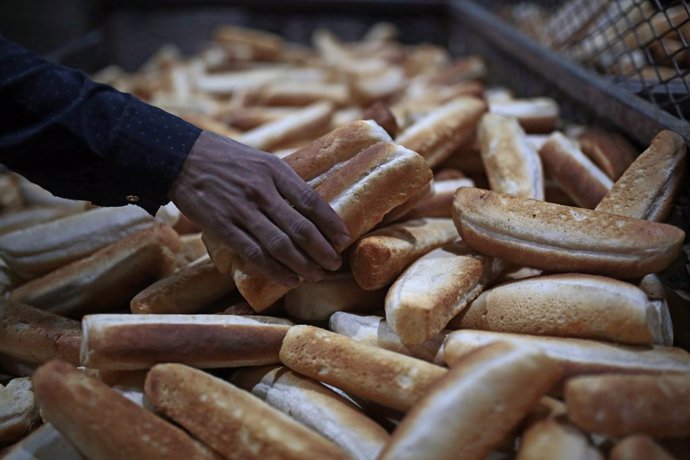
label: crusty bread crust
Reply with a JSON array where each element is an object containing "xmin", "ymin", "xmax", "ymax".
[
  {"xmin": 145, "ymin": 363, "xmax": 350, "ymax": 460},
  {"xmin": 452, "ymin": 187, "xmax": 685, "ymax": 278},
  {"xmin": 33, "ymin": 360, "xmax": 218, "ymax": 460},
  {"xmin": 576, "ymin": 127, "xmax": 636, "ymax": 180},
  {"xmin": 450, "ymin": 273, "xmax": 672, "ymax": 345},
  {"xmin": 379, "ymin": 343, "xmax": 562, "ymax": 460},
  {"xmin": 81, "ymin": 314, "xmax": 291, "ymax": 370},
  {"xmin": 596, "ymin": 130, "xmax": 686, "ymax": 222},
  {"xmin": 279, "ymin": 325, "xmax": 447, "ymax": 411}
]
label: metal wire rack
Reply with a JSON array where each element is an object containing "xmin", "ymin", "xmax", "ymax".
[{"xmin": 498, "ymin": 0, "xmax": 690, "ymax": 123}]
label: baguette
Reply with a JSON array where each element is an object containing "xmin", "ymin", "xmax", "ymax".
[
  {"xmin": 539, "ymin": 132, "xmax": 613, "ymax": 209},
  {"xmin": 609, "ymin": 436, "xmax": 676, "ymax": 460},
  {"xmin": 477, "ymin": 113, "xmax": 544, "ymax": 199},
  {"xmin": 565, "ymin": 374, "xmax": 690, "ymax": 438},
  {"xmin": 145, "ymin": 363, "xmax": 350, "ymax": 460},
  {"xmin": 516, "ymin": 412, "xmax": 602, "ymax": 460},
  {"xmin": 130, "ymin": 257, "xmax": 235, "ymax": 314},
  {"xmin": 279, "ymin": 325, "xmax": 447, "ymax": 411},
  {"xmin": 349, "ymin": 217, "xmax": 458, "ymax": 290},
  {"xmin": 231, "ymin": 365, "xmax": 390, "ymax": 460},
  {"xmin": 229, "ymin": 106, "xmax": 301, "ymax": 130},
  {"xmin": 452, "ymin": 187, "xmax": 685, "ymax": 278},
  {"xmin": 0, "ymin": 205, "xmax": 153, "ymax": 278},
  {"xmin": 596, "ymin": 130, "xmax": 686, "ymax": 222},
  {"xmin": 0, "ymin": 377, "xmax": 39, "ymax": 445},
  {"xmin": 395, "ymin": 97, "xmax": 487, "ymax": 167},
  {"xmin": 255, "ymin": 81, "xmax": 349, "ymax": 106},
  {"xmin": 0, "ymin": 300, "xmax": 81, "ymax": 365},
  {"xmin": 403, "ymin": 178, "xmax": 475, "ymax": 219},
  {"xmin": 444, "ymin": 329, "xmax": 690, "ymax": 378},
  {"xmin": 329, "ymin": 312, "xmax": 447, "ymax": 365},
  {"xmin": 575, "ymin": 127, "xmax": 636, "ymax": 180},
  {"xmin": 175, "ymin": 233, "xmax": 207, "ymax": 268},
  {"xmin": 385, "ymin": 240, "xmax": 505, "ymax": 345},
  {"xmin": 362, "ymin": 101, "xmax": 399, "ymax": 137},
  {"xmin": 213, "ymin": 26, "xmax": 284, "ymax": 60},
  {"xmin": 237, "ymin": 101, "xmax": 333, "ymax": 151},
  {"xmin": 0, "ymin": 206, "xmax": 80, "ymax": 236},
  {"xmin": 489, "ymin": 98, "xmax": 558, "ymax": 133},
  {"xmin": 0, "ymin": 423, "xmax": 83, "ymax": 460},
  {"xmin": 33, "ymin": 360, "xmax": 218, "ymax": 460},
  {"xmin": 379, "ymin": 343, "xmax": 562, "ymax": 460},
  {"xmin": 81, "ymin": 314, "xmax": 292, "ymax": 370},
  {"xmin": 207, "ymin": 142, "xmax": 432, "ymax": 311},
  {"xmin": 449, "ymin": 273, "xmax": 673, "ymax": 345},
  {"xmin": 284, "ymin": 272, "xmax": 386, "ymax": 321},
  {"xmin": 11, "ymin": 223, "xmax": 180, "ymax": 317}
]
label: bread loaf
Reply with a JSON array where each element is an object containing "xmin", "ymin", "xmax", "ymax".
[
  {"xmin": 379, "ymin": 343, "xmax": 562, "ymax": 460},
  {"xmin": 145, "ymin": 363, "xmax": 350, "ymax": 460},
  {"xmin": 516, "ymin": 410, "xmax": 602, "ymax": 460},
  {"xmin": 81, "ymin": 314, "xmax": 292, "ymax": 370},
  {"xmin": 444, "ymin": 329, "xmax": 690, "ymax": 378},
  {"xmin": 452, "ymin": 187, "xmax": 685, "ymax": 278},
  {"xmin": 349, "ymin": 217, "xmax": 458, "ymax": 290},
  {"xmin": 231, "ymin": 365, "xmax": 390, "ymax": 460},
  {"xmin": 33, "ymin": 360, "xmax": 219, "ymax": 460},
  {"xmin": 403, "ymin": 178, "xmax": 475, "ymax": 219},
  {"xmin": 489, "ymin": 98, "xmax": 558, "ymax": 133},
  {"xmin": 449, "ymin": 273, "xmax": 673, "ymax": 345},
  {"xmin": 279, "ymin": 325, "xmax": 447, "ymax": 411},
  {"xmin": 575, "ymin": 127, "xmax": 636, "ymax": 180}
]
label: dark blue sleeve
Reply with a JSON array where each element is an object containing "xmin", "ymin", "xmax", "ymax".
[{"xmin": 0, "ymin": 36, "xmax": 202, "ymax": 214}]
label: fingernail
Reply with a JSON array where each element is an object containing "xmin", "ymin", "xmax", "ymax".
[
  {"xmin": 335, "ymin": 233, "xmax": 351, "ymax": 250},
  {"xmin": 309, "ymin": 268, "xmax": 327, "ymax": 282},
  {"xmin": 325, "ymin": 255, "xmax": 342, "ymax": 272}
]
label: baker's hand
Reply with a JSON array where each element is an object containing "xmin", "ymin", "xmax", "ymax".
[{"xmin": 169, "ymin": 131, "xmax": 350, "ymax": 287}]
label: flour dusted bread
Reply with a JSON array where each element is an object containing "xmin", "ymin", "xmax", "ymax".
[
  {"xmin": 145, "ymin": 363, "xmax": 350, "ymax": 460},
  {"xmin": 452, "ymin": 187, "xmax": 685, "ymax": 278}
]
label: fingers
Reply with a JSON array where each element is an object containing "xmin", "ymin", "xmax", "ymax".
[
  {"xmin": 263, "ymin": 195, "xmax": 342, "ymax": 272},
  {"xmin": 274, "ymin": 169, "xmax": 351, "ymax": 251},
  {"xmin": 244, "ymin": 212, "xmax": 327, "ymax": 282},
  {"xmin": 216, "ymin": 225, "xmax": 300, "ymax": 288}
]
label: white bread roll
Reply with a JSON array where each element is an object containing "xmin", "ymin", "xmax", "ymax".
[
  {"xmin": 444, "ymin": 330, "xmax": 690, "ymax": 378},
  {"xmin": 349, "ymin": 217, "xmax": 458, "ymax": 291},
  {"xmin": 81, "ymin": 314, "xmax": 292, "ymax": 370},
  {"xmin": 489, "ymin": 98, "xmax": 559, "ymax": 133},
  {"xmin": 478, "ymin": 113, "xmax": 544, "ymax": 199},
  {"xmin": 231, "ymin": 365, "xmax": 390, "ymax": 460},
  {"xmin": 145, "ymin": 363, "xmax": 350, "ymax": 460},
  {"xmin": 33, "ymin": 360, "xmax": 219, "ymax": 460},
  {"xmin": 329, "ymin": 312, "xmax": 447, "ymax": 364},
  {"xmin": 385, "ymin": 240, "xmax": 506, "ymax": 345},
  {"xmin": 11, "ymin": 223, "xmax": 180, "ymax": 317},
  {"xmin": 279, "ymin": 325, "xmax": 447, "ymax": 412},
  {"xmin": 596, "ymin": 130, "xmax": 686, "ymax": 222},
  {"xmin": 0, "ymin": 205, "xmax": 153, "ymax": 278},
  {"xmin": 452, "ymin": 187, "xmax": 685, "ymax": 278},
  {"xmin": 449, "ymin": 273, "xmax": 673, "ymax": 346},
  {"xmin": 379, "ymin": 343, "xmax": 562, "ymax": 460},
  {"xmin": 565, "ymin": 374, "xmax": 690, "ymax": 438}
]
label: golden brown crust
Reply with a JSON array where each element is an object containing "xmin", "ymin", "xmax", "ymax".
[
  {"xmin": 11, "ymin": 224, "xmax": 180, "ymax": 317},
  {"xmin": 145, "ymin": 363, "xmax": 350, "ymax": 460},
  {"xmin": 452, "ymin": 187, "xmax": 685, "ymax": 278},
  {"xmin": 231, "ymin": 366, "xmax": 390, "ymax": 460},
  {"xmin": 130, "ymin": 258, "xmax": 235, "ymax": 314},
  {"xmin": 596, "ymin": 130, "xmax": 686, "ymax": 222},
  {"xmin": 576, "ymin": 128, "xmax": 636, "ymax": 180},
  {"xmin": 404, "ymin": 178, "xmax": 475, "ymax": 219},
  {"xmin": 565, "ymin": 374, "xmax": 690, "ymax": 438},
  {"xmin": 379, "ymin": 343, "xmax": 563, "ymax": 460},
  {"xmin": 539, "ymin": 132, "xmax": 613, "ymax": 209},
  {"xmin": 362, "ymin": 101, "xmax": 399, "ymax": 137},
  {"xmin": 449, "ymin": 273, "xmax": 671, "ymax": 345},
  {"xmin": 0, "ymin": 299, "xmax": 81, "ymax": 365},
  {"xmin": 395, "ymin": 97, "xmax": 487, "ymax": 167},
  {"xmin": 443, "ymin": 329, "xmax": 690, "ymax": 378},
  {"xmin": 81, "ymin": 314, "xmax": 291, "ymax": 370},
  {"xmin": 33, "ymin": 360, "xmax": 218, "ymax": 460},
  {"xmin": 279, "ymin": 325, "xmax": 447, "ymax": 411},
  {"xmin": 516, "ymin": 414, "xmax": 602, "ymax": 460},
  {"xmin": 349, "ymin": 218, "xmax": 458, "ymax": 291}
]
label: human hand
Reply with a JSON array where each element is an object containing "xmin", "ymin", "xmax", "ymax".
[{"xmin": 169, "ymin": 131, "xmax": 350, "ymax": 287}]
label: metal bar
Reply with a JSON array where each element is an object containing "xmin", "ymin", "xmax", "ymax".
[{"xmin": 449, "ymin": 0, "xmax": 690, "ymax": 145}]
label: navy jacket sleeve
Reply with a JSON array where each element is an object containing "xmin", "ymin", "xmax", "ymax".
[{"xmin": 0, "ymin": 36, "xmax": 202, "ymax": 214}]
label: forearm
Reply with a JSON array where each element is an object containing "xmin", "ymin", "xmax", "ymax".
[{"xmin": 0, "ymin": 37, "xmax": 201, "ymax": 213}]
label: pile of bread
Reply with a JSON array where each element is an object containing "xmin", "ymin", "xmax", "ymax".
[{"xmin": 1, "ymin": 23, "xmax": 689, "ymax": 460}]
